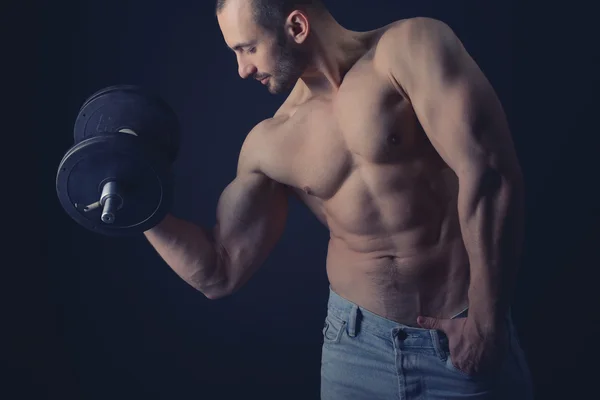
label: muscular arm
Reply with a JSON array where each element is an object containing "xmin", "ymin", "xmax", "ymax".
[
  {"xmin": 378, "ymin": 18, "xmax": 525, "ymax": 329},
  {"xmin": 144, "ymin": 121, "xmax": 288, "ymax": 299}
]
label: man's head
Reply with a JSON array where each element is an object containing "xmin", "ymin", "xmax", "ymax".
[{"xmin": 216, "ymin": 0, "xmax": 326, "ymax": 94}]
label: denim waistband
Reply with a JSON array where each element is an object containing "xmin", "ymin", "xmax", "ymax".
[{"xmin": 325, "ymin": 286, "xmax": 472, "ymax": 343}]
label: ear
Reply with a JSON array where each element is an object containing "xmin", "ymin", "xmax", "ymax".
[{"xmin": 285, "ymin": 10, "xmax": 310, "ymax": 44}]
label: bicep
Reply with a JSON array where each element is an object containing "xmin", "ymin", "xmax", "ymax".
[
  {"xmin": 214, "ymin": 172, "xmax": 288, "ymax": 292},
  {"xmin": 213, "ymin": 118, "xmax": 288, "ymax": 292}
]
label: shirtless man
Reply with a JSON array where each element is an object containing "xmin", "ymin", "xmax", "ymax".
[{"xmin": 145, "ymin": 0, "xmax": 534, "ymax": 398}]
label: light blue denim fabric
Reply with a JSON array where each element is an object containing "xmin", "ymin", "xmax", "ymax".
[{"xmin": 321, "ymin": 287, "xmax": 534, "ymax": 399}]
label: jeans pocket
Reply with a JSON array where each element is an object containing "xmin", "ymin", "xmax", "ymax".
[{"xmin": 322, "ymin": 315, "xmax": 346, "ymax": 344}]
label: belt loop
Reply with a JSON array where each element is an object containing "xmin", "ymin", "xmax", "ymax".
[{"xmin": 347, "ymin": 304, "xmax": 358, "ymax": 337}]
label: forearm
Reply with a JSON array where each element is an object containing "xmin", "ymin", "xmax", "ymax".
[
  {"xmin": 458, "ymin": 167, "xmax": 525, "ymax": 328},
  {"xmin": 144, "ymin": 214, "xmax": 228, "ymax": 298}
]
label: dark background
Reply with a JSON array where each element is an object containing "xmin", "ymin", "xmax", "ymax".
[{"xmin": 8, "ymin": 0, "xmax": 598, "ymax": 399}]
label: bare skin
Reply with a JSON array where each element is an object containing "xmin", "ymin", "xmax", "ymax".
[
  {"xmin": 146, "ymin": 0, "xmax": 524, "ymax": 341},
  {"xmin": 248, "ymin": 42, "xmax": 471, "ymax": 325}
]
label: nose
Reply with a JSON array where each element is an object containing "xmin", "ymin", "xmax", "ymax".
[{"xmin": 238, "ymin": 61, "xmax": 257, "ymax": 80}]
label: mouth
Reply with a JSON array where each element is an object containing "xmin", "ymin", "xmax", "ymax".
[{"xmin": 260, "ymin": 77, "xmax": 269, "ymax": 85}]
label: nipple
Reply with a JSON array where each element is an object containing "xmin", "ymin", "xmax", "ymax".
[{"xmin": 388, "ymin": 134, "xmax": 401, "ymax": 146}]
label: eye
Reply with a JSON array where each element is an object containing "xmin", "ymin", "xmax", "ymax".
[{"xmin": 247, "ymin": 47, "xmax": 257, "ymax": 54}]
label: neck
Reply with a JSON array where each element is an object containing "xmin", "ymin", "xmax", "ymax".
[{"xmin": 300, "ymin": 12, "xmax": 370, "ymax": 95}]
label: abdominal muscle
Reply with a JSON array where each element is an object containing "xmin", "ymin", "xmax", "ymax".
[{"xmin": 321, "ymin": 167, "xmax": 471, "ymax": 327}]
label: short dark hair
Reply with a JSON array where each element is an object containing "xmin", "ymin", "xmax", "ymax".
[{"xmin": 216, "ymin": 0, "xmax": 326, "ymax": 33}]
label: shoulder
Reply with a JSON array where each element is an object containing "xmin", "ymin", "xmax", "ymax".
[
  {"xmin": 237, "ymin": 119, "xmax": 272, "ymax": 175},
  {"xmin": 237, "ymin": 117, "xmax": 286, "ymax": 176},
  {"xmin": 377, "ymin": 17, "xmax": 456, "ymax": 49},
  {"xmin": 374, "ymin": 17, "xmax": 461, "ymax": 69},
  {"xmin": 373, "ymin": 17, "xmax": 469, "ymax": 94}
]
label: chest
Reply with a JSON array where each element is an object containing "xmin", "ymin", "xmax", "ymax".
[
  {"xmin": 336, "ymin": 61, "xmax": 423, "ymax": 162},
  {"xmin": 264, "ymin": 61, "xmax": 430, "ymax": 199}
]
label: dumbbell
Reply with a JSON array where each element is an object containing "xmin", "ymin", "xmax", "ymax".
[{"xmin": 56, "ymin": 85, "xmax": 181, "ymax": 236}]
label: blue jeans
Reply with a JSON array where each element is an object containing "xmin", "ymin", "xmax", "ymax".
[{"xmin": 321, "ymin": 288, "xmax": 534, "ymax": 399}]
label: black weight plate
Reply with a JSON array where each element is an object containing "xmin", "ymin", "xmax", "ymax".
[
  {"xmin": 56, "ymin": 134, "xmax": 172, "ymax": 236},
  {"xmin": 73, "ymin": 85, "xmax": 180, "ymax": 162}
]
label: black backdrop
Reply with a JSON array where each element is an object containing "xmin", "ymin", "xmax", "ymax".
[{"xmin": 9, "ymin": 0, "xmax": 599, "ymax": 399}]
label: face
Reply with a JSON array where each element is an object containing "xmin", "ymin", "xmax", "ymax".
[{"xmin": 217, "ymin": 0, "xmax": 310, "ymax": 94}]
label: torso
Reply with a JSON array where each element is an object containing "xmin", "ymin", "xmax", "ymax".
[{"xmin": 257, "ymin": 24, "xmax": 470, "ymax": 326}]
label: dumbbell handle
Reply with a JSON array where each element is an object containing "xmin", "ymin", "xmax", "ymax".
[{"xmin": 83, "ymin": 201, "xmax": 102, "ymax": 212}]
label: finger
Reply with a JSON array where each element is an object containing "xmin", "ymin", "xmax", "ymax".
[{"xmin": 417, "ymin": 316, "xmax": 443, "ymax": 330}]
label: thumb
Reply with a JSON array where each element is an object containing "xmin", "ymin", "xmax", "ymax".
[{"xmin": 417, "ymin": 315, "xmax": 444, "ymax": 331}]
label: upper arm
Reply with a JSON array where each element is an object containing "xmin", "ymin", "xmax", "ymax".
[
  {"xmin": 213, "ymin": 121, "xmax": 289, "ymax": 294},
  {"xmin": 376, "ymin": 18, "xmax": 521, "ymax": 181}
]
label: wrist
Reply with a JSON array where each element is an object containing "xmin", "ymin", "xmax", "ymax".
[{"xmin": 467, "ymin": 305, "xmax": 506, "ymax": 334}]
